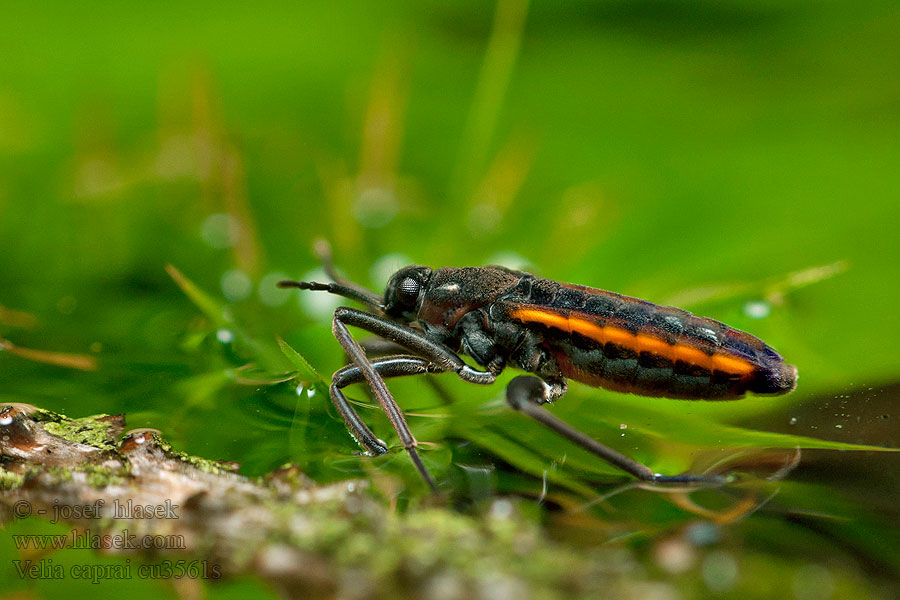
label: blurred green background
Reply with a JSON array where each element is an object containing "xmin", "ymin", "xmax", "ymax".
[{"xmin": 2, "ymin": 1, "xmax": 899, "ymax": 598}]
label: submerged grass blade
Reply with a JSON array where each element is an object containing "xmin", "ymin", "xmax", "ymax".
[
  {"xmin": 276, "ymin": 337, "xmax": 328, "ymax": 458},
  {"xmin": 464, "ymin": 425, "xmax": 601, "ymax": 498},
  {"xmin": 549, "ymin": 394, "xmax": 898, "ymax": 454},
  {"xmin": 276, "ymin": 336, "xmax": 323, "ymax": 384},
  {"xmin": 0, "ymin": 338, "xmax": 97, "ymax": 371},
  {"xmin": 166, "ymin": 264, "xmax": 232, "ymax": 327}
]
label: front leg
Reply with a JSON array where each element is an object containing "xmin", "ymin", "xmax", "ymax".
[
  {"xmin": 329, "ymin": 355, "xmax": 445, "ymax": 457},
  {"xmin": 334, "ymin": 308, "xmax": 497, "ymax": 385},
  {"xmin": 330, "ymin": 307, "xmax": 498, "ymax": 491}
]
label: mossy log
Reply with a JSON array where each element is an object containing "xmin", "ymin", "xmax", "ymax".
[{"xmin": 0, "ymin": 403, "xmax": 647, "ymax": 599}]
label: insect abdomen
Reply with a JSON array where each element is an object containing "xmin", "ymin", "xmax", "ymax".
[{"xmin": 505, "ymin": 279, "xmax": 797, "ymax": 400}]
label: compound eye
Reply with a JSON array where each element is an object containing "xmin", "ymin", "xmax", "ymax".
[{"xmin": 397, "ymin": 276, "xmax": 420, "ymax": 306}]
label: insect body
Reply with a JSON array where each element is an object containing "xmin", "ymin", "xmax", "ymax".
[{"xmin": 280, "ymin": 259, "xmax": 797, "ymax": 490}]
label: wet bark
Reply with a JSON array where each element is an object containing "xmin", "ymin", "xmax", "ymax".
[{"xmin": 0, "ymin": 403, "xmax": 642, "ymax": 599}]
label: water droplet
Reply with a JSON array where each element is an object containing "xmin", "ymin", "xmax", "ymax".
[
  {"xmin": 201, "ymin": 213, "xmax": 240, "ymax": 249},
  {"xmin": 489, "ymin": 499, "xmax": 513, "ymax": 520},
  {"xmin": 221, "ymin": 269, "xmax": 253, "ymax": 302},
  {"xmin": 370, "ymin": 253, "xmax": 414, "ymax": 287},
  {"xmin": 789, "ymin": 417, "xmax": 798, "ymax": 425},
  {"xmin": 216, "ymin": 328, "xmax": 235, "ymax": 344},
  {"xmin": 654, "ymin": 537, "xmax": 696, "ymax": 574},
  {"xmin": 743, "ymin": 300, "xmax": 771, "ymax": 319},
  {"xmin": 74, "ymin": 157, "xmax": 122, "ymax": 198},
  {"xmin": 792, "ymin": 564, "xmax": 834, "ymax": 600},
  {"xmin": 258, "ymin": 272, "xmax": 291, "ymax": 306},
  {"xmin": 0, "ymin": 415, "xmax": 12, "ymax": 426},
  {"xmin": 702, "ymin": 551, "xmax": 738, "ymax": 592},
  {"xmin": 467, "ymin": 203, "xmax": 502, "ymax": 237},
  {"xmin": 835, "ymin": 424, "xmax": 843, "ymax": 429},
  {"xmin": 296, "ymin": 269, "xmax": 342, "ymax": 320},
  {"xmin": 619, "ymin": 423, "xmax": 628, "ymax": 429},
  {"xmin": 686, "ymin": 522, "xmax": 720, "ymax": 546},
  {"xmin": 485, "ymin": 251, "xmax": 531, "ymax": 272},
  {"xmin": 352, "ymin": 186, "xmax": 398, "ymax": 228},
  {"xmin": 306, "ymin": 387, "xmax": 316, "ymax": 399}
]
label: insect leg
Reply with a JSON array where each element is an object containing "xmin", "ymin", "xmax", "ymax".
[
  {"xmin": 331, "ymin": 307, "xmax": 497, "ymax": 490},
  {"xmin": 334, "ymin": 307, "xmax": 497, "ymax": 385},
  {"xmin": 358, "ymin": 338, "xmax": 409, "ymax": 357},
  {"xmin": 348, "ymin": 338, "xmax": 459, "ymax": 411},
  {"xmin": 505, "ymin": 376, "xmax": 723, "ymax": 485},
  {"xmin": 332, "ymin": 318, "xmax": 438, "ymax": 490},
  {"xmin": 353, "ymin": 345, "xmax": 463, "ymax": 406},
  {"xmin": 329, "ymin": 355, "xmax": 444, "ymax": 456}
]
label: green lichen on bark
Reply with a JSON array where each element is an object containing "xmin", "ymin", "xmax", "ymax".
[
  {"xmin": 81, "ymin": 464, "xmax": 129, "ymax": 489},
  {"xmin": 41, "ymin": 412, "xmax": 119, "ymax": 451},
  {"xmin": 0, "ymin": 469, "xmax": 24, "ymax": 490},
  {"xmin": 0, "ymin": 405, "xmax": 655, "ymax": 598},
  {"xmin": 148, "ymin": 432, "xmax": 240, "ymax": 475}
]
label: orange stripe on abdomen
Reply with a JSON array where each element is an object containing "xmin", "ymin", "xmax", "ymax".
[{"xmin": 508, "ymin": 307, "xmax": 755, "ymax": 378}]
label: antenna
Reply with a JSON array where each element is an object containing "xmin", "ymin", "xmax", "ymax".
[{"xmin": 277, "ymin": 280, "xmax": 385, "ymax": 311}]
